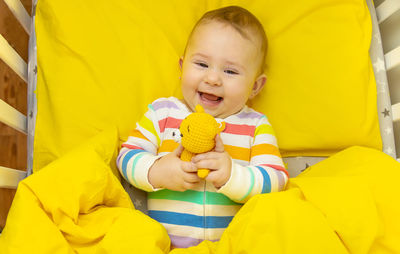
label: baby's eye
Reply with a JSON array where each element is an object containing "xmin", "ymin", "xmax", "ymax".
[
  {"xmin": 196, "ymin": 62, "xmax": 208, "ymax": 68},
  {"xmin": 225, "ymin": 69, "xmax": 239, "ymax": 75}
]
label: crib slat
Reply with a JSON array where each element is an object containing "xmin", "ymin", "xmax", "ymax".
[
  {"xmin": 0, "ymin": 166, "xmax": 26, "ymax": 189},
  {"xmin": 376, "ymin": 0, "xmax": 400, "ymax": 24},
  {"xmin": 0, "ymin": 34, "xmax": 28, "ymax": 83},
  {"xmin": 3, "ymin": 0, "xmax": 31, "ymax": 35},
  {"xmin": 0, "ymin": 99, "xmax": 27, "ymax": 134},
  {"xmin": 384, "ymin": 46, "xmax": 400, "ymax": 71},
  {"xmin": 393, "ymin": 103, "xmax": 400, "ymax": 122}
]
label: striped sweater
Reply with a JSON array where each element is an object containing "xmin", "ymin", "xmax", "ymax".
[{"xmin": 117, "ymin": 97, "xmax": 288, "ymax": 248}]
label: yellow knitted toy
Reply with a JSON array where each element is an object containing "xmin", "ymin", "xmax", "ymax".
[{"xmin": 177, "ymin": 105, "xmax": 225, "ymax": 178}]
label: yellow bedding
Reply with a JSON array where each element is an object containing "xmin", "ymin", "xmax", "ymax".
[
  {"xmin": 1, "ymin": 130, "xmax": 398, "ymax": 253},
  {"xmin": 34, "ymin": 0, "xmax": 381, "ymax": 174},
  {"xmin": 0, "ymin": 129, "xmax": 170, "ymax": 253}
]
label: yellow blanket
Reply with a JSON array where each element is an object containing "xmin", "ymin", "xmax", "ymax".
[{"xmin": 1, "ymin": 130, "xmax": 399, "ymax": 253}]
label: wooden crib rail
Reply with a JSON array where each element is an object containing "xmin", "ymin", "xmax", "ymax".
[
  {"xmin": 0, "ymin": 34, "xmax": 28, "ymax": 83},
  {"xmin": 384, "ymin": 46, "xmax": 400, "ymax": 72},
  {"xmin": 0, "ymin": 99, "xmax": 27, "ymax": 134},
  {"xmin": 376, "ymin": 0, "xmax": 400, "ymax": 24},
  {"xmin": 3, "ymin": 0, "xmax": 31, "ymax": 35},
  {"xmin": 393, "ymin": 103, "xmax": 400, "ymax": 122},
  {"xmin": 0, "ymin": 166, "xmax": 27, "ymax": 189},
  {"xmin": 0, "ymin": 0, "xmax": 30, "ymax": 189}
]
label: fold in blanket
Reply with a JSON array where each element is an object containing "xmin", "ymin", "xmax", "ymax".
[
  {"xmin": 171, "ymin": 146, "xmax": 400, "ymax": 254},
  {"xmin": 0, "ymin": 129, "xmax": 171, "ymax": 253},
  {"xmin": 1, "ymin": 132, "xmax": 399, "ymax": 254}
]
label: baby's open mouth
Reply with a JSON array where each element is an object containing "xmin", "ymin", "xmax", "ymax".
[{"xmin": 199, "ymin": 92, "xmax": 223, "ymax": 105}]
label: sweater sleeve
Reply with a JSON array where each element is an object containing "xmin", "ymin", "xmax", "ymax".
[
  {"xmin": 116, "ymin": 104, "xmax": 163, "ymax": 192},
  {"xmin": 218, "ymin": 116, "xmax": 288, "ymax": 203}
]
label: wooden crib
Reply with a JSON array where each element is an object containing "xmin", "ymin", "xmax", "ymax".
[{"xmin": 0, "ymin": 0, "xmax": 400, "ymax": 231}]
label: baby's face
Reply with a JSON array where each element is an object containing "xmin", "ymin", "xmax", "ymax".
[{"xmin": 180, "ymin": 21, "xmax": 265, "ymax": 119}]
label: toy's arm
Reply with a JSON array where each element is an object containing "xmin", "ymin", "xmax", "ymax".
[
  {"xmin": 180, "ymin": 149, "xmax": 194, "ymax": 162},
  {"xmin": 217, "ymin": 117, "xmax": 288, "ymax": 203}
]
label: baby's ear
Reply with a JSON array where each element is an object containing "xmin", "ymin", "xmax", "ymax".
[
  {"xmin": 179, "ymin": 57, "xmax": 183, "ymax": 69},
  {"xmin": 250, "ymin": 74, "xmax": 267, "ymax": 99}
]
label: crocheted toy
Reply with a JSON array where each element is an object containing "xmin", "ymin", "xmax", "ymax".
[{"xmin": 175, "ymin": 105, "xmax": 225, "ymax": 178}]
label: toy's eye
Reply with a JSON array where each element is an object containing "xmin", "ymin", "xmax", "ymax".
[
  {"xmin": 172, "ymin": 132, "xmax": 175, "ymax": 136},
  {"xmin": 187, "ymin": 126, "xmax": 190, "ymax": 133},
  {"xmin": 180, "ymin": 133, "xmax": 183, "ymax": 137}
]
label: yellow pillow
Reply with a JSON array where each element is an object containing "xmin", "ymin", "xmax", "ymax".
[
  {"xmin": 34, "ymin": 0, "xmax": 381, "ymax": 170},
  {"xmin": 249, "ymin": 0, "xmax": 382, "ymax": 156}
]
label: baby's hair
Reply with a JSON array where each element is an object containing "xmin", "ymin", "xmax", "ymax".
[{"xmin": 185, "ymin": 6, "xmax": 268, "ymax": 73}]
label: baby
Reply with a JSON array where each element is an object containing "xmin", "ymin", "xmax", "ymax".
[{"xmin": 117, "ymin": 5, "xmax": 288, "ymax": 249}]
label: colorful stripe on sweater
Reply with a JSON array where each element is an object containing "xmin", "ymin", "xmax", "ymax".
[{"xmin": 117, "ymin": 97, "xmax": 288, "ymax": 248}]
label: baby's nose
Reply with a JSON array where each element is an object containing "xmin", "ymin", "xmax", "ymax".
[{"xmin": 205, "ymin": 69, "xmax": 222, "ymax": 86}]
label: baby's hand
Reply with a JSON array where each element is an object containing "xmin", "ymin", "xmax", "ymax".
[
  {"xmin": 192, "ymin": 134, "xmax": 231, "ymax": 188},
  {"xmin": 148, "ymin": 145, "xmax": 200, "ymax": 191}
]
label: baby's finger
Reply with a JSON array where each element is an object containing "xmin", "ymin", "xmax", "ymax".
[
  {"xmin": 214, "ymin": 134, "xmax": 225, "ymax": 153},
  {"xmin": 205, "ymin": 171, "xmax": 218, "ymax": 183},
  {"xmin": 194, "ymin": 159, "xmax": 219, "ymax": 170},
  {"xmin": 205, "ymin": 171, "xmax": 224, "ymax": 188},
  {"xmin": 182, "ymin": 161, "xmax": 197, "ymax": 173},
  {"xmin": 192, "ymin": 152, "xmax": 220, "ymax": 163},
  {"xmin": 174, "ymin": 144, "xmax": 184, "ymax": 157},
  {"xmin": 183, "ymin": 172, "xmax": 200, "ymax": 183}
]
